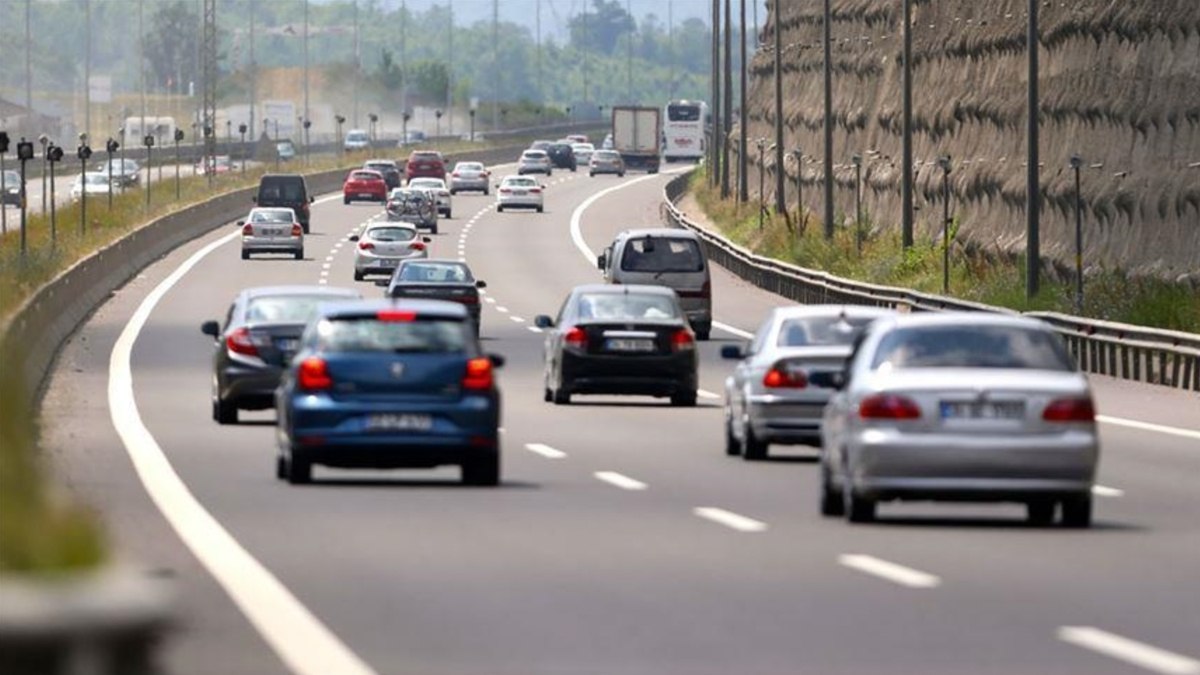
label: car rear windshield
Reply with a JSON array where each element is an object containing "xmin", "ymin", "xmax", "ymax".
[
  {"xmin": 577, "ymin": 293, "xmax": 680, "ymax": 321},
  {"xmin": 522, "ymin": 151, "xmax": 547, "ymax": 159},
  {"xmin": 410, "ymin": 152, "xmax": 441, "ymax": 161},
  {"xmin": 251, "ymin": 210, "xmax": 293, "ymax": 223},
  {"xmin": 398, "ymin": 262, "xmax": 473, "ymax": 282},
  {"xmin": 777, "ymin": 316, "xmax": 878, "ymax": 347},
  {"xmin": 391, "ymin": 190, "xmax": 429, "ymax": 202},
  {"xmin": 620, "ymin": 237, "xmax": 704, "ymax": 273},
  {"xmin": 455, "ymin": 163, "xmax": 483, "ymax": 171},
  {"xmin": 318, "ymin": 317, "xmax": 466, "ymax": 353},
  {"xmin": 366, "ymin": 163, "xmax": 395, "ymax": 171},
  {"xmin": 870, "ymin": 325, "xmax": 1075, "ymax": 371},
  {"xmin": 505, "ymin": 178, "xmax": 536, "ymax": 187},
  {"xmin": 367, "ymin": 227, "xmax": 417, "ymax": 242},
  {"xmin": 259, "ymin": 178, "xmax": 305, "ymax": 201},
  {"xmin": 351, "ymin": 171, "xmax": 379, "ymax": 181},
  {"xmin": 246, "ymin": 295, "xmax": 334, "ymax": 324}
]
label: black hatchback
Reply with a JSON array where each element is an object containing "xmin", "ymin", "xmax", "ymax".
[
  {"xmin": 535, "ymin": 284, "xmax": 698, "ymax": 406},
  {"xmin": 546, "ymin": 143, "xmax": 577, "ymax": 171},
  {"xmin": 254, "ymin": 174, "xmax": 314, "ymax": 233}
]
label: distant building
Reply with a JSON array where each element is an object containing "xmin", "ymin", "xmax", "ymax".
[{"xmin": 0, "ymin": 96, "xmax": 63, "ymax": 141}]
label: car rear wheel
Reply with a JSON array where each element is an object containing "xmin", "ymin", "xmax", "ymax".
[
  {"xmin": 496, "ymin": 205, "xmax": 504, "ymax": 212},
  {"xmin": 845, "ymin": 490, "xmax": 876, "ymax": 523},
  {"xmin": 1061, "ymin": 495, "xmax": 1092, "ymax": 528},
  {"xmin": 285, "ymin": 451, "xmax": 312, "ymax": 485},
  {"xmin": 695, "ymin": 327, "xmax": 711, "ymax": 341},
  {"xmin": 552, "ymin": 380, "xmax": 571, "ymax": 405},
  {"xmin": 354, "ymin": 270, "xmax": 364, "ymax": 281},
  {"xmin": 462, "ymin": 454, "xmax": 500, "ymax": 486},
  {"xmin": 240, "ymin": 250, "xmax": 250, "ymax": 260},
  {"xmin": 742, "ymin": 426, "xmax": 768, "ymax": 460},
  {"xmin": 820, "ymin": 464, "xmax": 845, "ymax": 516},
  {"xmin": 294, "ymin": 249, "xmax": 304, "ymax": 261},
  {"xmin": 213, "ymin": 397, "xmax": 238, "ymax": 424},
  {"xmin": 1026, "ymin": 500, "xmax": 1056, "ymax": 526},
  {"xmin": 275, "ymin": 455, "xmax": 287, "ymax": 480},
  {"xmin": 724, "ymin": 417, "xmax": 742, "ymax": 456},
  {"xmin": 343, "ymin": 196, "xmax": 350, "ymax": 205}
]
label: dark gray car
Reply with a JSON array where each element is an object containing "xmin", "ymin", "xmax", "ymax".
[
  {"xmin": 380, "ymin": 259, "xmax": 486, "ymax": 335},
  {"xmin": 201, "ymin": 285, "xmax": 361, "ymax": 424}
]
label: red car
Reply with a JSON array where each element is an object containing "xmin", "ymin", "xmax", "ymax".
[
  {"xmin": 342, "ymin": 169, "xmax": 387, "ymax": 204},
  {"xmin": 405, "ymin": 150, "xmax": 446, "ymax": 182}
]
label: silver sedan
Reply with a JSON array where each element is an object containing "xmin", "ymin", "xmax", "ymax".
[
  {"xmin": 240, "ymin": 207, "xmax": 303, "ymax": 260},
  {"xmin": 722, "ymin": 306, "xmax": 895, "ymax": 460},
  {"xmin": 449, "ymin": 161, "xmax": 490, "ymax": 194},
  {"xmin": 819, "ymin": 313, "xmax": 1099, "ymax": 526}
]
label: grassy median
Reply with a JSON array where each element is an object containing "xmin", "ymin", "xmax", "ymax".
[{"xmin": 689, "ymin": 170, "xmax": 1200, "ymax": 333}]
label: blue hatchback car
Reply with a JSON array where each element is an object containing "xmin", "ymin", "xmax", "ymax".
[{"xmin": 275, "ymin": 299, "xmax": 504, "ymax": 485}]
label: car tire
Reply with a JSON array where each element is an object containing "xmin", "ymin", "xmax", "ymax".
[
  {"xmin": 343, "ymin": 196, "xmax": 350, "ymax": 205},
  {"xmin": 275, "ymin": 454, "xmax": 287, "ymax": 480},
  {"xmin": 496, "ymin": 205, "xmax": 503, "ymax": 212},
  {"xmin": 724, "ymin": 417, "xmax": 742, "ymax": 456},
  {"xmin": 1061, "ymin": 495, "xmax": 1093, "ymax": 528},
  {"xmin": 695, "ymin": 327, "xmax": 711, "ymax": 341},
  {"xmin": 430, "ymin": 223, "xmax": 439, "ymax": 234},
  {"xmin": 445, "ymin": 210, "xmax": 451, "ymax": 218},
  {"xmin": 671, "ymin": 390, "xmax": 697, "ymax": 407},
  {"xmin": 589, "ymin": 172, "xmax": 595, "ymax": 177},
  {"xmin": 618, "ymin": 172, "xmax": 625, "ymax": 178},
  {"xmin": 1026, "ymin": 500, "xmax": 1056, "ymax": 526},
  {"xmin": 845, "ymin": 490, "xmax": 876, "ymax": 523},
  {"xmin": 354, "ymin": 270, "xmax": 364, "ymax": 281},
  {"xmin": 742, "ymin": 426, "xmax": 768, "ymax": 460},
  {"xmin": 285, "ymin": 454, "xmax": 312, "ymax": 485},
  {"xmin": 820, "ymin": 464, "xmax": 845, "ymax": 516},
  {"xmin": 484, "ymin": 189, "xmax": 489, "ymax": 196},
  {"xmin": 241, "ymin": 250, "xmax": 250, "ymax": 260},
  {"xmin": 449, "ymin": 189, "xmax": 457, "ymax": 196},
  {"xmin": 552, "ymin": 380, "xmax": 571, "ymax": 405},
  {"xmin": 462, "ymin": 453, "xmax": 500, "ymax": 486},
  {"xmin": 213, "ymin": 397, "xmax": 238, "ymax": 424},
  {"xmin": 536, "ymin": 205, "xmax": 544, "ymax": 213},
  {"xmin": 543, "ymin": 387, "xmax": 553, "ymax": 403},
  {"xmin": 294, "ymin": 249, "xmax": 304, "ymax": 261},
  {"xmin": 302, "ymin": 224, "xmax": 310, "ymax": 234}
]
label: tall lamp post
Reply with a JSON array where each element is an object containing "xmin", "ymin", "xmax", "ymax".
[
  {"xmin": 1070, "ymin": 154, "xmax": 1084, "ymax": 312},
  {"xmin": 852, "ymin": 153, "xmax": 863, "ymax": 253},
  {"xmin": 1026, "ymin": 0, "xmax": 1041, "ymax": 298},
  {"xmin": 47, "ymin": 143, "xmax": 63, "ymax": 249},
  {"xmin": 238, "ymin": 123, "xmax": 247, "ymax": 173},
  {"xmin": 17, "ymin": 138, "xmax": 33, "ymax": 256},
  {"xmin": 0, "ymin": 131, "xmax": 9, "ymax": 236},
  {"xmin": 173, "ymin": 128, "xmax": 184, "ymax": 198},
  {"xmin": 39, "ymin": 134, "xmax": 49, "ymax": 213},
  {"xmin": 143, "ymin": 134, "xmax": 154, "ymax": 209},
  {"xmin": 938, "ymin": 155, "xmax": 952, "ymax": 294},
  {"xmin": 76, "ymin": 135, "xmax": 92, "ymax": 235},
  {"xmin": 105, "ymin": 137, "xmax": 118, "ymax": 209},
  {"xmin": 335, "ymin": 115, "xmax": 346, "ymax": 156}
]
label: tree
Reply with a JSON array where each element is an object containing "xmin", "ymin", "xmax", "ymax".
[
  {"xmin": 145, "ymin": 1, "xmax": 200, "ymax": 94},
  {"xmin": 567, "ymin": 0, "xmax": 635, "ymax": 56}
]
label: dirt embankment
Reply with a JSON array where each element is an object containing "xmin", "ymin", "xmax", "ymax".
[{"xmin": 740, "ymin": 1, "xmax": 1200, "ymax": 280}]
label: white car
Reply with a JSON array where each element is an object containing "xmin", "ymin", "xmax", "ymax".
[
  {"xmin": 448, "ymin": 162, "xmax": 490, "ymax": 194},
  {"xmin": 70, "ymin": 172, "xmax": 114, "ymax": 200},
  {"xmin": 517, "ymin": 149, "xmax": 553, "ymax": 176},
  {"xmin": 351, "ymin": 223, "xmax": 430, "ymax": 281},
  {"xmin": 240, "ymin": 207, "xmax": 304, "ymax": 260},
  {"xmin": 343, "ymin": 129, "xmax": 371, "ymax": 151},
  {"xmin": 496, "ymin": 175, "xmax": 544, "ymax": 213},
  {"xmin": 408, "ymin": 177, "xmax": 452, "ymax": 218},
  {"xmin": 571, "ymin": 142, "xmax": 595, "ymax": 165}
]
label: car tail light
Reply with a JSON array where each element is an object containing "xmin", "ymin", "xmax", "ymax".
[
  {"xmin": 564, "ymin": 326, "xmax": 588, "ymax": 351},
  {"xmin": 377, "ymin": 309, "xmax": 417, "ymax": 322},
  {"xmin": 358, "ymin": 241, "xmax": 375, "ymax": 250},
  {"xmin": 410, "ymin": 241, "xmax": 426, "ymax": 251},
  {"xmin": 1043, "ymin": 397, "xmax": 1095, "ymax": 422},
  {"xmin": 859, "ymin": 394, "xmax": 922, "ymax": 420},
  {"xmin": 460, "ymin": 294, "xmax": 479, "ymax": 304},
  {"xmin": 291, "ymin": 223, "xmax": 303, "ymax": 236},
  {"xmin": 763, "ymin": 365, "xmax": 807, "ymax": 388},
  {"xmin": 451, "ymin": 172, "xmax": 460, "ymax": 177},
  {"xmin": 462, "ymin": 357, "xmax": 493, "ymax": 391},
  {"xmin": 297, "ymin": 357, "xmax": 332, "ymax": 391},
  {"xmin": 499, "ymin": 188, "xmax": 512, "ymax": 194},
  {"xmin": 241, "ymin": 223, "xmax": 253, "ymax": 235},
  {"xmin": 671, "ymin": 328, "xmax": 695, "ymax": 352},
  {"xmin": 529, "ymin": 188, "xmax": 542, "ymax": 194},
  {"xmin": 225, "ymin": 327, "xmax": 259, "ymax": 357}
]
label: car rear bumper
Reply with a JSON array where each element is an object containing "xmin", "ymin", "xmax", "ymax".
[
  {"xmin": 747, "ymin": 395, "xmax": 829, "ymax": 443},
  {"xmin": 561, "ymin": 352, "xmax": 696, "ymax": 396},
  {"xmin": 590, "ymin": 165, "xmax": 623, "ymax": 174},
  {"xmin": 220, "ymin": 365, "xmax": 284, "ymax": 409},
  {"xmin": 242, "ymin": 238, "xmax": 302, "ymax": 253},
  {"xmin": 497, "ymin": 196, "xmax": 543, "ymax": 208},
  {"xmin": 450, "ymin": 179, "xmax": 488, "ymax": 191},
  {"xmin": 846, "ymin": 429, "xmax": 1099, "ymax": 500}
]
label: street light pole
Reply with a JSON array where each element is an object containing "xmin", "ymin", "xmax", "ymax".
[
  {"xmin": 721, "ymin": 0, "xmax": 732, "ymax": 199},
  {"xmin": 1026, "ymin": 0, "xmax": 1041, "ymax": 298},
  {"xmin": 77, "ymin": 135, "xmax": 91, "ymax": 235},
  {"xmin": 901, "ymin": 0, "xmax": 914, "ymax": 249},
  {"xmin": 822, "ymin": 0, "xmax": 834, "ymax": 240},
  {"xmin": 1071, "ymin": 154, "xmax": 1084, "ymax": 312},
  {"xmin": 772, "ymin": 0, "xmax": 785, "ymax": 215},
  {"xmin": 939, "ymin": 155, "xmax": 952, "ymax": 294},
  {"xmin": 738, "ymin": 0, "xmax": 748, "ymax": 203}
]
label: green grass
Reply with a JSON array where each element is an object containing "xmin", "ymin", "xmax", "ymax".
[{"xmin": 690, "ymin": 169, "xmax": 1200, "ymax": 333}]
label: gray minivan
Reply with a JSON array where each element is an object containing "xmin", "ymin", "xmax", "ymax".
[{"xmin": 597, "ymin": 228, "xmax": 712, "ymax": 340}]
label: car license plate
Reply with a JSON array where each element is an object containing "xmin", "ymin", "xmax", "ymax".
[
  {"xmin": 365, "ymin": 413, "xmax": 433, "ymax": 432},
  {"xmin": 381, "ymin": 258, "xmax": 399, "ymax": 266},
  {"xmin": 359, "ymin": 192, "xmax": 372, "ymax": 198},
  {"xmin": 940, "ymin": 401, "xmax": 1025, "ymax": 420},
  {"xmin": 513, "ymin": 190, "xmax": 527, "ymax": 196},
  {"xmin": 276, "ymin": 338, "xmax": 299, "ymax": 352},
  {"xmin": 606, "ymin": 338, "xmax": 655, "ymax": 352}
]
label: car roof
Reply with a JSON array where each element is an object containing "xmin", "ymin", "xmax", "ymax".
[
  {"xmin": 367, "ymin": 221, "xmax": 418, "ymax": 229},
  {"xmin": 768, "ymin": 305, "xmax": 897, "ymax": 321},
  {"xmin": 365, "ymin": 159, "xmax": 397, "ymax": 166},
  {"xmin": 318, "ymin": 299, "xmax": 469, "ymax": 320},
  {"xmin": 617, "ymin": 227, "xmax": 700, "ymax": 241},
  {"xmin": 874, "ymin": 311, "xmax": 1044, "ymax": 332},
  {"xmin": 241, "ymin": 285, "xmax": 360, "ymax": 300},
  {"xmin": 570, "ymin": 283, "xmax": 678, "ymax": 297},
  {"xmin": 522, "ymin": 149, "xmax": 547, "ymax": 155}
]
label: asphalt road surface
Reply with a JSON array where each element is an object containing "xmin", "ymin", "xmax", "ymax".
[{"xmin": 41, "ymin": 159, "xmax": 1200, "ymax": 675}]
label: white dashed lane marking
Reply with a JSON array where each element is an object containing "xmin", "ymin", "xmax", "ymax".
[
  {"xmin": 693, "ymin": 507, "xmax": 768, "ymax": 533},
  {"xmin": 1093, "ymin": 485, "xmax": 1125, "ymax": 498},
  {"xmin": 594, "ymin": 471, "xmax": 648, "ymax": 491},
  {"xmin": 838, "ymin": 554, "xmax": 942, "ymax": 589},
  {"xmin": 697, "ymin": 389, "xmax": 721, "ymax": 400},
  {"xmin": 525, "ymin": 443, "xmax": 567, "ymax": 459},
  {"xmin": 1058, "ymin": 626, "xmax": 1200, "ymax": 675}
]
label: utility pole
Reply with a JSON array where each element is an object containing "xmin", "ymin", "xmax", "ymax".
[
  {"xmin": 627, "ymin": 0, "xmax": 634, "ymax": 103},
  {"xmin": 901, "ymin": 0, "xmax": 914, "ymax": 249},
  {"xmin": 25, "ymin": 0, "xmax": 32, "ymax": 115},
  {"xmin": 721, "ymin": 0, "xmax": 732, "ymax": 199},
  {"xmin": 583, "ymin": 5, "xmax": 590, "ymax": 104},
  {"xmin": 402, "ymin": 0, "xmax": 409, "ymax": 123},
  {"xmin": 139, "ymin": 0, "xmax": 146, "ymax": 153},
  {"xmin": 709, "ymin": 0, "xmax": 720, "ymax": 188},
  {"xmin": 738, "ymin": 0, "xmax": 748, "ymax": 203},
  {"xmin": 492, "ymin": 0, "xmax": 498, "ymax": 130},
  {"xmin": 202, "ymin": 0, "xmax": 216, "ymax": 184},
  {"xmin": 352, "ymin": 0, "xmax": 359, "ymax": 128},
  {"xmin": 773, "ymin": 0, "xmax": 785, "ymax": 215},
  {"xmin": 822, "ymin": 0, "xmax": 834, "ymax": 239},
  {"xmin": 1026, "ymin": 0, "xmax": 1041, "ymax": 298},
  {"xmin": 85, "ymin": 0, "xmax": 92, "ymax": 140},
  {"xmin": 446, "ymin": 0, "xmax": 454, "ymax": 135},
  {"xmin": 249, "ymin": 0, "xmax": 256, "ymax": 138},
  {"xmin": 303, "ymin": 0, "xmax": 310, "ymax": 142},
  {"xmin": 536, "ymin": 0, "xmax": 543, "ymax": 118},
  {"xmin": 668, "ymin": 0, "xmax": 674, "ymax": 100}
]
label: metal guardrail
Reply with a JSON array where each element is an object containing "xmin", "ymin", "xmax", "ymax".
[{"xmin": 661, "ymin": 172, "xmax": 1200, "ymax": 392}]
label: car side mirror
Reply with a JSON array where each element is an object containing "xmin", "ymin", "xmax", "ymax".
[
  {"xmin": 487, "ymin": 353, "xmax": 506, "ymax": 368},
  {"xmin": 348, "ymin": 235, "xmax": 360, "ymax": 242},
  {"xmin": 200, "ymin": 320, "xmax": 220, "ymax": 338},
  {"xmin": 596, "ymin": 253, "xmax": 607, "ymax": 270},
  {"xmin": 719, "ymin": 345, "xmax": 744, "ymax": 360},
  {"xmin": 534, "ymin": 315, "xmax": 555, "ymax": 329},
  {"xmin": 422, "ymin": 236, "xmax": 432, "ymax": 243},
  {"xmin": 236, "ymin": 220, "xmax": 245, "ymax": 227},
  {"xmin": 475, "ymin": 280, "xmax": 487, "ymax": 289},
  {"xmin": 541, "ymin": 184, "xmax": 547, "ymax": 189}
]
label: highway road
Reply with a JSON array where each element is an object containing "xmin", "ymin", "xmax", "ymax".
[{"xmin": 39, "ymin": 159, "xmax": 1200, "ymax": 674}]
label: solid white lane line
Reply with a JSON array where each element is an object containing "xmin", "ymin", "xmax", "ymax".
[
  {"xmin": 510, "ymin": 316, "xmax": 524, "ymax": 323},
  {"xmin": 525, "ymin": 443, "xmax": 567, "ymax": 459},
  {"xmin": 1093, "ymin": 484, "xmax": 1125, "ymax": 498},
  {"xmin": 594, "ymin": 471, "xmax": 648, "ymax": 491},
  {"xmin": 697, "ymin": 389, "xmax": 721, "ymax": 400},
  {"xmin": 1059, "ymin": 627, "xmax": 1200, "ymax": 675},
  {"xmin": 693, "ymin": 507, "xmax": 768, "ymax": 533},
  {"xmin": 838, "ymin": 554, "xmax": 942, "ymax": 589},
  {"xmin": 108, "ymin": 231, "xmax": 376, "ymax": 675},
  {"xmin": 568, "ymin": 167, "xmax": 691, "ymax": 261},
  {"xmin": 485, "ymin": 297, "xmax": 496, "ymax": 304},
  {"xmin": 1097, "ymin": 415, "xmax": 1200, "ymax": 441},
  {"xmin": 714, "ymin": 321, "xmax": 754, "ymax": 339},
  {"xmin": 527, "ymin": 326, "xmax": 542, "ymax": 333}
]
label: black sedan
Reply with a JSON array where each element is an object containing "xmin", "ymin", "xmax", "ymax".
[
  {"xmin": 380, "ymin": 259, "xmax": 486, "ymax": 334},
  {"xmin": 535, "ymin": 284, "xmax": 698, "ymax": 406},
  {"xmin": 201, "ymin": 285, "xmax": 361, "ymax": 423},
  {"xmin": 364, "ymin": 159, "xmax": 402, "ymax": 189},
  {"xmin": 546, "ymin": 143, "xmax": 577, "ymax": 172}
]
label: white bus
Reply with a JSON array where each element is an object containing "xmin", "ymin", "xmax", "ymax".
[{"xmin": 662, "ymin": 100, "xmax": 708, "ymax": 162}]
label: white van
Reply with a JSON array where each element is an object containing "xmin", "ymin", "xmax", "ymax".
[{"xmin": 597, "ymin": 228, "xmax": 712, "ymax": 340}]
